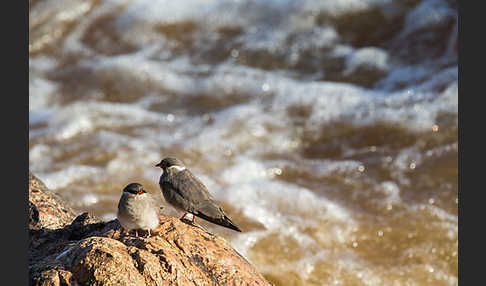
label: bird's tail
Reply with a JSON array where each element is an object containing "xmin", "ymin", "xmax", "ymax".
[{"xmin": 196, "ymin": 212, "xmax": 242, "ymax": 232}]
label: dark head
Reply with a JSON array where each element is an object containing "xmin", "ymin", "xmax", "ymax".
[
  {"xmin": 123, "ymin": 182, "xmax": 147, "ymax": 195},
  {"xmin": 155, "ymin": 157, "xmax": 185, "ymax": 169}
]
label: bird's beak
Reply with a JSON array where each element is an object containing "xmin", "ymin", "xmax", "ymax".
[
  {"xmin": 137, "ymin": 189, "xmax": 146, "ymax": 195},
  {"xmin": 155, "ymin": 163, "xmax": 162, "ymax": 167}
]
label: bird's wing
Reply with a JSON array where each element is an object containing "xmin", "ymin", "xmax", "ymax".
[
  {"xmin": 162, "ymin": 170, "xmax": 242, "ymax": 232},
  {"xmin": 164, "ymin": 170, "xmax": 213, "ymax": 207}
]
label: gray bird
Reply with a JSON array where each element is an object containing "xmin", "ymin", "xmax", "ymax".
[
  {"xmin": 117, "ymin": 182, "xmax": 160, "ymax": 237},
  {"xmin": 155, "ymin": 157, "xmax": 242, "ymax": 232}
]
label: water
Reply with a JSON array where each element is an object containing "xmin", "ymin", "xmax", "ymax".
[{"xmin": 29, "ymin": 0, "xmax": 458, "ymax": 285}]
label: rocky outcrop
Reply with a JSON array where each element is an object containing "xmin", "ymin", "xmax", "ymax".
[
  {"xmin": 29, "ymin": 172, "xmax": 77, "ymax": 230},
  {"xmin": 28, "ymin": 172, "xmax": 272, "ymax": 286}
]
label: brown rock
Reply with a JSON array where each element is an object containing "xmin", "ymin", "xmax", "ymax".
[
  {"xmin": 35, "ymin": 269, "xmax": 75, "ymax": 286},
  {"xmin": 29, "ymin": 172, "xmax": 272, "ymax": 286},
  {"xmin": 29, "ymin": 172, "xmax": 77, "ymax": 229}
]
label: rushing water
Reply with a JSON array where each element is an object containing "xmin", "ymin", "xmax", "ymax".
[{"xmin": 29, "ymin": 0, "xmax": 457, "ymax": 285}]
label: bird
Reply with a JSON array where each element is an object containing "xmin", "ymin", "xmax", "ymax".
[
  {"xmin": 117, "ymin": 182, "xmax": 160, "ymax": 237},
  {"xmin": 155, "ymin": 157, "xmax": 242, "ymax": 232}
]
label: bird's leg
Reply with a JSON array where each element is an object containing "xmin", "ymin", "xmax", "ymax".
[
  {"xmin": 135, "ymin": 229, "xmax": 139, "ymax": 237},
  {"xmin": 147, "ymin": 229, "xmax": 151, "ymax": 238}
]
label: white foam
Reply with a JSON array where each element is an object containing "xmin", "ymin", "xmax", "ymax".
[
  {"xmin": 29, "ymin": 144, "xmax": 54, "ymax": 172},
  {"xmin": 343, "ymin": 47, "xmax": 390, "ymax": 75},
  {"xmin": 412, "ymin": 204, "xmax": 458, "ymax": 225},
  {"xmin": 81, "ymin": 193, "xmax": 99, "ymax": 206},
  {"xmin": 375, "ymin": 65, "xmax": 431, "ymax": 91},
  {"xmin": 401, "ymin": 0, "xmax": 456, "ymax": 35},
  {"xmin": 307, "ymin": 160, "xmax": 363, "ymax": 178},
  {"xmin": 374, "ymin": 181, "xmax": 401, "ymax": 204},
  {"xmin": 101, "ymin": 212, "xmax": 117, "ymax": 222},
  {"xmin": 29, "ymin": 107, "xmax": 57, "ymax": 127},
  {"xmin": 220, "ymin": 157, "xmax": 269, "ymax": 185},
  {"xmin": 31, "ymin": 49, "xmax": 455, "ymax": 151},
  {"xmin": 29, "ymin": 78, "xmax": 59, "ymax": 111},
  {"xmin": 40, "ymin": 101, "xmax": 165, "ymax": 141},
  {"xmin": 222, "ymin": 177, "xmax": 353, "ymax": 228},
  {"xmin": 29, "ymin": 56, "xmax": 58, "ymax": 72},
  {"xmin": 36, "ymin": 165, "xmax": 102, "ymax": 190},
  {"xmin": 228, "ymin": 64, "xmax": 451, "ymax": 132},
  {"xmin": 393, "ymin": 147, "xmax": 423, "ymax": 172},
  {"xmin": 211, "ymin": 158, "xmax": 357, "ymax": 260},
  {"xmin": 110, "ymin": 0, "xmax": 406, "ymax": 66}
]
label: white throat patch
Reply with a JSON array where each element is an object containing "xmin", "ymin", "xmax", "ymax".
[{"xmin": 167, "ymin": 165, "xmax": 186, "ymax": 172}]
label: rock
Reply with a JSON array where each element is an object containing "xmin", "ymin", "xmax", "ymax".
[
  {"xmin": 35, "ymin": 269, "xmax": 75, "ymax": 286},
  {"xmin": 29, "ymin": 172, "xmax": 77, "ymax": 229},
  {"xmin": 29, "ymin": 172, "xmax": 272, "ymax": 286},
  {"xmin": 29, "ymin": 201, "xmax": 40, "ymax": 229}
]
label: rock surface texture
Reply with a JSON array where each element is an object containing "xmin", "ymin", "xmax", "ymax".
[{"xmin": 28, "ymin": 172, "xmax": 272, "ymax": 286}]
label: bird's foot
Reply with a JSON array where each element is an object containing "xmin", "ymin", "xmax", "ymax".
[
  {"xmin": 180, "ymin": 213, "xmax": 196, "ymax": 225},
  {"xmin": 119, "ymin": 227, "xmax": 126, "ymax": 238}
]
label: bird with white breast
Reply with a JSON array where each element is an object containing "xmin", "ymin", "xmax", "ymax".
[{"xmin": 117, "ymin": 182, "xmax": 160, "ymax": 237}]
